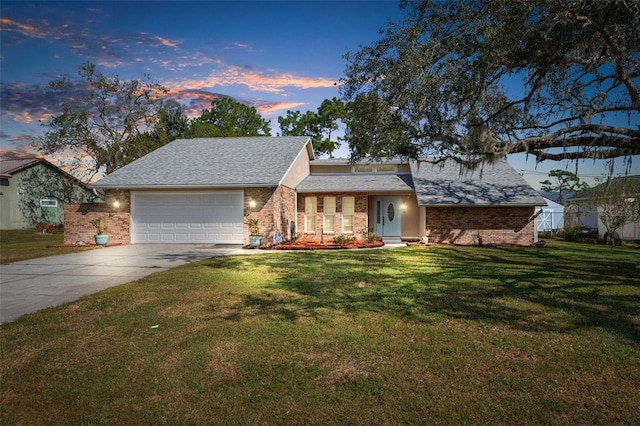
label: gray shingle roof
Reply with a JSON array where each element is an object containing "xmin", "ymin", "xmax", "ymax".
[
  {"xmin": 1, "ymin": 151, "xmax": 43, "ymax": 176},
  {"xmin": 569, "ymin": 175, "xmax": 640, "ymax": 201},
  {"xmin": 411, "ymin": 159, "xmax": 545, "ymax": 206},
  {"xmin": 93, "ymin": 136, "xmax": 312, "ymax": 188},
  {"xmin": 297, "ymin": 173, "xmax": 414, "ymax": 193}
]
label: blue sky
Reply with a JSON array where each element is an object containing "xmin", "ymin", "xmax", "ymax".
[{"xmin": 1, "ymin": 0, "xmax": 637, "ymax": 189}]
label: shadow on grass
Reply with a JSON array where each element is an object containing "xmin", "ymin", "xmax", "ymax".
[{"xmin": 203, "ymin": 246, "xmax": 640, "ymax": 343}]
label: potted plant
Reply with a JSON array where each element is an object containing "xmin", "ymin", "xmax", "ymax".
[
  {"xmin": 247, "ymin": 218, "xmax": 262, "ymax": 247},
  {"xmin": 90, "ymin": 217, "xmax": 109, "ymax": 246}
]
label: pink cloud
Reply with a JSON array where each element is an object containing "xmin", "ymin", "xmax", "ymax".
[
  {"xmin": 171, "ymin": 66, "xmax": 337, "ymax": 94},
  {"xmin": 12, "ymin": 112, "xmax": 33, "ymax": 124},
  {"xmin": 256, "ymin": 102, "xmax": 306, "ymax": 116},
  {"xmin": 0, "ymin": 17, "xmax": 49, "ymax": 38},
  {"xmin": 153, "ymin": 35, "xmax": 180, "ymax": 48}
]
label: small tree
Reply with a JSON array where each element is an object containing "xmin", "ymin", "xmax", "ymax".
[
  {"xmin": 587, "ymin": 177, "xmax": 640, "ymax": 246},
  {"xmin": 540, "ymin": 170, "xmax": 590, "ymax": 205}
]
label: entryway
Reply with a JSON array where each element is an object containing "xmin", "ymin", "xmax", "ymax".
[{"xmin": 374, "ymin": 196, "xmax": 402, "ymax": 241}]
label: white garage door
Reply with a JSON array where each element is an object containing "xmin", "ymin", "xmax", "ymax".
[{"xmin": 131, "ymin": 191, "xmax": 244, "ymax": 244}]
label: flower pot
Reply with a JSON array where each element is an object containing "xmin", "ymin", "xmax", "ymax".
[
  {"xmin": 249, "ymin": 235, "xmax": 263, "ymax": 247},
  {"xmin": 94, "ymin": 234, "xmax": 109, "ymax": 246}
]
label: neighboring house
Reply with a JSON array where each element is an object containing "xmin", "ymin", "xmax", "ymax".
[
  {"xmin": 64, "ymin": 137, "xmax": 544, "ymax": 246},
  {"xmin": 566, "ymin": 175, "xmax": 640, "ymax": 242},
  {"xmin": 535, "ymin": 197, "xmax": 565, "ymax": 234},
  {"xmin": 0, "ymin": 150, "xmax": 102, "ymax": 230}
]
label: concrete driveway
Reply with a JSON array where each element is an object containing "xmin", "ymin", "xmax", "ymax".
[{"xmin": 0, "ymin": 244, "xmax": 262, "ymax": 324}]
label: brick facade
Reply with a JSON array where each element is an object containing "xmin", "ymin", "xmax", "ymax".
[
  {"xmin": 64, "ymin": 189, "xmax": 131, "ymax": 245},
  {"xmin": 296, "ymin": 193, "xmax": 368, "ymax": 241},
  {"xmin": 64, "ymin": 188, "xmax": 537, "ymax": 247},
  {"xmin": 244, "ymin": 186, "xmax": 296, "ymax": 244},
  {"xmin": 425, "ymin": 206, "xmax": 536, "ymax": 246},
  {"xmin": 65, "ymin": 187, "xmax": 298, "ymax": 246}
]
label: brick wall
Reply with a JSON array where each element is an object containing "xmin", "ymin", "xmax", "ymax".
[
  {"xmin": 296, "ymin": 193, "xmax": 368, "ymax": 241},
  {"xmin": 244, "ymin": 186, "xmax": 296, "ymax": 244},
  {"xmin": 64, "ymin": 189, "xmax": 131, "ymax": 245},
  {"xmin": 425, "ymin": 206, "xmax": 536, "ymax": 246}
]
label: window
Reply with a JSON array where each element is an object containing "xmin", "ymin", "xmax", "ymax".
[
  {"xmin": 40, "ymin": 199, "xmax": 58, "ymax": 208},
  {"xmin": 323, "ymin": 196, "xmax": 336, "ymax": 232},
  {"xmin": 305, "ymin": 197, "xmax": 317, "ymax": 233},
  {"xmin": 353, "ymin": 165, "xmax": 373, "ymax": 173},
  {"xmin": 342, "ymin": 196, "xmax": 355, "ymax": 233}
]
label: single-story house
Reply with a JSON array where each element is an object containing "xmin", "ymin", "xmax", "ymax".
[
  {"xmin": 566, "ymin": 175, "xmax": 640, "ymax": 242},
  {"xmin": 64, "ymin": 136, "xmax": 544, "ymax": 246},
  {"xmin": 0, "ymin": 150, "xmax": 102, "ymax": 229}
]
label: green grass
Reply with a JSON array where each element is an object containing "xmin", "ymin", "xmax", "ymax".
[
  {"xmin": 0, "ymin": 229, "xmax": 97, "ymax": 264},
  {"xmin": 1, "ymin": 242, "xmax": 639, "ymax": 424}
]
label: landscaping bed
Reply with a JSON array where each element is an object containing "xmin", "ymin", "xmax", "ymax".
[{"xmin": 245, "ymin": 238, "xmax": 385, "ymax": 250}]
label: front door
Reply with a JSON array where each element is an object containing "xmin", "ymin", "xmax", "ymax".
[{"xmin": 374, "ymin": 196, "xmax": 402, "ymax": 238}]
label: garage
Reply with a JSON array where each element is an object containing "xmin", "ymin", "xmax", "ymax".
[{"xmin": 131, "ymin": 191, "xmax": 244, "ymax": 244}]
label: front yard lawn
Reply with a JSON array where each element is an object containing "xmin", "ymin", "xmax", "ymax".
[
  {"xmin": 1, "ymin": 242, "xmax": 638, "ymax": 424},
  {"xmin": 0, "ymin": 229, "xmax": 96, "ymax": 264}
]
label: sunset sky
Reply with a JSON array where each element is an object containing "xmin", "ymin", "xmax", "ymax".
[{"xmin": 1, "ymin": 1, "xmax": 637, "ymax": 188}]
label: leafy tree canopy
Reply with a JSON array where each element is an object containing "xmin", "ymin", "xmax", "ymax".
[
  {"xmin": 191, "ymin": 97, "xmax": 271, "ymax": 137},
  {"xmin": 278, "ymin": 97, "xmax": 347, "ymax": 158},
  {"xmin": 41, "ymin": 63, "xmax": 168, "ymax": 181},
  {"xmin": 540, "ymin": 169, "xmax": 590, "ymax": 205},
  {"xmin": 341, "ymin": 0, "xmax": 640, "ymax": 166}
]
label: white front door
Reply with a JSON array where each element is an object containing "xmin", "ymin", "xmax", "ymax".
[{"xmin": 374, "ymin": 196, "xmax": 402, "ymax": 238}]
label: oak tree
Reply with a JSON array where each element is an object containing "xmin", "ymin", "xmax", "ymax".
[
  {"xmin": 341, "ymin": 0, "xmax": 640, "ymax": 166},
  {"xmin": 41, "ymin": 63, "xmax": 167, "ymax": 181}
]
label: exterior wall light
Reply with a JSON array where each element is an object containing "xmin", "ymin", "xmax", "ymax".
[
  {"xmin": 249, "ymin": 200, "xmax": 256, "ymax": 208},
  {"xmin": 113, "ymin": 200, "xmax": 120, "ymax": 209}
]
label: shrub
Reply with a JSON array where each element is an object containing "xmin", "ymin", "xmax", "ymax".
[
  {"xmin": 246, "ymin": 218, "xmax": 260, "ymax": 236},
  {"xmin": 89, "ymin": 217, "xmax": 107, "ymax": 235},
  {"xmin": 561, "ymin": 227, "xmax": 581, "ymax": 242},
  {"xmin": 333, "ymin": 235, "xmax": 357, "ymax": 246},
  {"xmin": 361, "ymin": 227, "xmax": 381, "ymax": 242}
]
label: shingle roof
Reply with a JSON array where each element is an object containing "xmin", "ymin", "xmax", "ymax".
[
  {"xmin": 411, "ymin": 158, "xmax": 545, "ymax": 206},
  {"xmin": 0, "ymin": 151, "xmax": 43, "ymax": 177},
  {"xmin": 93, "ymin": 136, "xmax": 312, "ymax": 188},
  {"xmin": 569, "ymin": 175, "xmax": 640, "ymax": 201},
  {"xmin": 0, "ymin": 150, "xmax": 89, "ymax": 188},
  {"xmin": 297, "ymin": 173, "xmax": 414, "ymax": 193}
]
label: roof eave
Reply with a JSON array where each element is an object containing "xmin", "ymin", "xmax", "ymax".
[
  {"xmin": 297, "ymin": 189, "xmax": 414, "ymax": 193},
  {"xmin": 91, "ymin": 183, "xmax": 278, "ymax": 190},
  {"xmin": 418, "ymin": 202, "xmax": 542, "ymax": 207}
]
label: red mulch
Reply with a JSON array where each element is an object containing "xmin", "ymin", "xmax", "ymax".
[{"xmin": 245, "ymin": 240, "xmax": 386, "ymax": 250}]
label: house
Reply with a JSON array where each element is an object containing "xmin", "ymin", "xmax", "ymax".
[
  {"xmin": 566, "ymin": 175, "xmax": 640, "ymax": 242},
  {"xmin": 0, "ymin": 150, "xmax": 102, "ymax": 230},
  {"xmin": 63, "ymin": 136, "xmax": 544, "ymax": 246}
]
